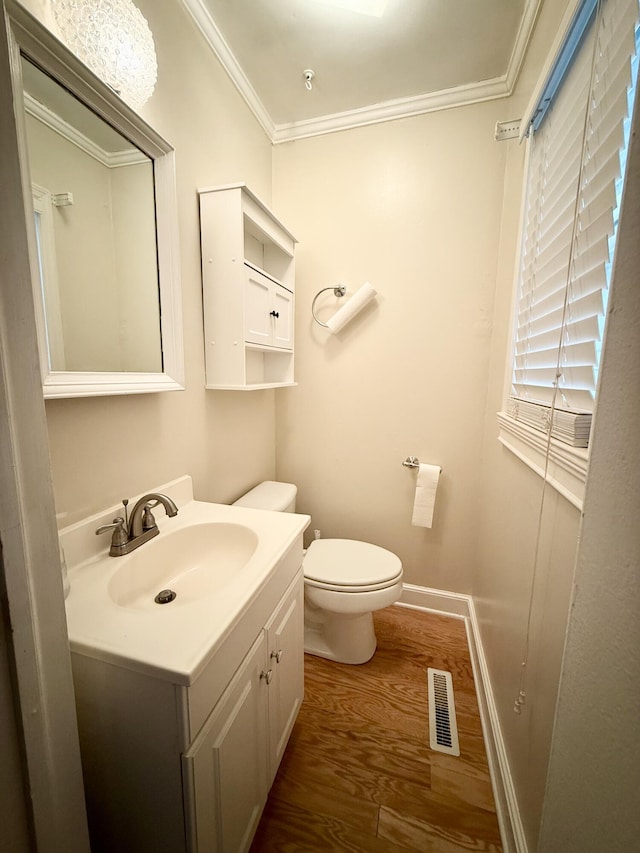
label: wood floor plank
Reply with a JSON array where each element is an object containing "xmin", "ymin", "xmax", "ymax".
[
  {"xmin": 429, "ymin": 755, "xmax": 497, "ymax": 814},
  {"xmin": 251, "ymin": 605, "xmax": 502, "ymax": 852},
  {"xmin": 301, "ymin": 670, "xmax": 432, "ymax": 740},
  {"xmin": 251, "ymin": 799, "xmax": 408, "ymax": 853},
  {"xmin": 377, "ymin": 788, "xmax": 503, "ymax": 846},
  {"xmin": 268, "ymin": 757, "xmax": 380, "ymax": 836},
  {"xmin": 289, "ymin": 715, "xmax": 433, "ymax": 790},
  {"xmin": 378, "ymin": 805, "xmax": 502, "ymax": 852},
  {"xmin": 273, "ymin": 722, "xmax": 435, "ymax": 819}
]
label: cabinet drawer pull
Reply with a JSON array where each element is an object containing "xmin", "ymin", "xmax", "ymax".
[
  {"xmin": 271, "ymin": 649, "xmax": 283, "ymax": 663},
  {"xmin": 269, "ymin": 310, "xmax": 280, "ymax": 318},
  {"xmin": 260, "ymin": 669, "xmax": 273, "ymax": 685}
]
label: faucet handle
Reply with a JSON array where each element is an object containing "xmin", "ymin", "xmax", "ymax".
[
  {"xmin": 96, "ymin": 516, "xmax": 128, "ymax": 547},
  {"xmin": 141, "ymin": 503, "xmax": 158, "ymax": 532}
]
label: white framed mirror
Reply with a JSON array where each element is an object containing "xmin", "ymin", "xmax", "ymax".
[{"xmin": 6, "ymin": 0, "xmax": 184, "ymax": 398}]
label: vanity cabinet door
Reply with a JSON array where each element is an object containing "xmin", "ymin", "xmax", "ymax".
[
  {"xmin": 265, "ymin": 576, "xmax": 304, "ymax": 784},
  {"xmin": 183, "ymin": 632, "xmax": 269, "ymax": 853}
]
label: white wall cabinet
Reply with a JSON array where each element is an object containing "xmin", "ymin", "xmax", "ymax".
[
  {"xmin": 199, "ymin": 184, "xmax": 297, "ymax": 389},
  {"xmin": 71, "ymin": 550, "xmax": 304, "ymax": 853}
]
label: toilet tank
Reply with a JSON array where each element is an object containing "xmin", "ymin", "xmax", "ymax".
[{"xmin": 232, "ymin": 481, "xmax": 297, "ymax": 513}]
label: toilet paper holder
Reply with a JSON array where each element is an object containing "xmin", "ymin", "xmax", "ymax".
[
  {"xmin": 402, "ymin": 456, "xmax": 442, "ymax": 473},
  {"xmin": 402, "ymin": 456, "xmax": 420, "ymax": 469}
]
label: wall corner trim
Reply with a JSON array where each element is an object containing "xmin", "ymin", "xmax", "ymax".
[{"xmin": 398, "ymin": 584, "xmax": 528, "ymax": 853}]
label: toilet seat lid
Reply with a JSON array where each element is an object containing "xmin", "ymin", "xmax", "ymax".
[{"xmin": 303, "ymin": 539, "xmax": 402, "ymax": 588}]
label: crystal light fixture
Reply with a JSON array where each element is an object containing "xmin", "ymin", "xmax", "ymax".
[{"xmin": 51, "ymin": 0, "xmax": 157, "ymax": 109}]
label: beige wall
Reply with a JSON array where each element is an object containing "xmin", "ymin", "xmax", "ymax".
[
  {"xmin": 29, "ymin": 0, "xmax": 278, "ymax": 526},
  {"xmin": 273, "ymin": 102, "xmax": 508, "ymax": 591}
]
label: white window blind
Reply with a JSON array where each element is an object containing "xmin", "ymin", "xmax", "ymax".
[{"xmin": 508, "ymin": 0, "xmax": 640, "ymax": 448}]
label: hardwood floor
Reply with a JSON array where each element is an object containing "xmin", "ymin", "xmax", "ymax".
[{"xmin": 251, "ymin": 605, "xmax": 502, "ymax": 852}]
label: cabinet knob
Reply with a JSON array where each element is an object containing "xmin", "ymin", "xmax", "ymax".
[
  {"xmin": 260, "ymin": 669, "xmax": 273, "ymax": 685},
  {"xmin": 271, "ymin": 649, "xmax": 283, "ymax": 663},
  {"xmin": 269, "ymin": 310, "xmax": 280, "ymax": 318}
]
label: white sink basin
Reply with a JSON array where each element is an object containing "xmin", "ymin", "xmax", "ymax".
[
  {"xmin": 107, "ymin": 522, "xmax": 259, "ymax": 610},
  {"xmin": 61, "ymin": 477, "xmax": 310, "ymax": 684}
]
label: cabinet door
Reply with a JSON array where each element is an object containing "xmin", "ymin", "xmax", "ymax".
[
  {"xmin": 244, "ymin": 267, "xmax": 273, "ymax": 347},
  {"xmin": 271, "ymin": 285, "xmax": 294, "ymax": 351},
  {"xmin": 183, "ymin": 633, "xmax": 269, "ymax": 853},
  {"xmin": 244, "ymin": 266, "xmax": 293, "ymax": 351},
  {"xmin": 266, "ymin": 574, "xmax": 304, "ymax": 784}
]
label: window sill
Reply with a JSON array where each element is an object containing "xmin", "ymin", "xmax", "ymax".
[{"xmin": 497, "ymin": 412, "xmax": 589, "ymax": 511}]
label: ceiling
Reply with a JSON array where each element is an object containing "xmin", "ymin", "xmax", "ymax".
[{"xmin": 180, "ymin": 0, "xmax": 539, "ymax": 142}]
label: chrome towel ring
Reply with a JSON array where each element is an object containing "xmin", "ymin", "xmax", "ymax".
[{"xmin": 311, "ymin": 285, "xmax": 346, "ymax": 328}]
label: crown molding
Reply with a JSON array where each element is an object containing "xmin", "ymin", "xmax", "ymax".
[
  {"xmin": 504, "ymin": 0, "xmax": 542, "ymax": 92},
  {"xmin": 180, "ymin": 0, "xmax": 540, "ymax": 144},
  {"xmin": 180, "ymin": 0, "xmax": 276, "ymax": 140},
  {"xmin": 272, "ymin": 76, "xmax": 512, "ymax": 143},
  {"xmin": 24, "ymin": 92, "xmax": 146, "ymax": 167}
]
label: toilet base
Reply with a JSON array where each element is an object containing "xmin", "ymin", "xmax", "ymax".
[{"xmin": 304, "ymin": 601, "xmax": 377, "ymax": 665}]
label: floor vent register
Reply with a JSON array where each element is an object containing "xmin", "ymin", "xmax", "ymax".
[{"xmin": 427, "ymin": 668, "xmax": 460, "ymax": 756}]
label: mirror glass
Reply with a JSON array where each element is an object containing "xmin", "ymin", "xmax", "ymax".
[
  {"xmin": 8, "ymin": 0, "xmax": 184, "ymax": 399},
  {"xmin": 22, "ymin": 57, "xmax": 162, "ymax": 374}
]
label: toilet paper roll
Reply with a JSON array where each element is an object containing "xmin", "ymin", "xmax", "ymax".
[
  {"xmin": 411, "ymin": 463, "xmax": 441, "ymax": 528},
  {"xmin": 326, "ymin": 282, "xmax": 377, "ymax": 334}
]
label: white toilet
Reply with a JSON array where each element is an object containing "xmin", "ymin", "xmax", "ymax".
[{"xmin": 233, "ymin": 481, "xmax": 403, "ymax": 665}]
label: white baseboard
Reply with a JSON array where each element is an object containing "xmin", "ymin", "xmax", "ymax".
[
  {"xmin": 399, "ymin": 582, "xmax": 470, "ymax": 617},
  {"xmin": 397, "ymin": 584, "xmax": 527, "ymax": 853}
]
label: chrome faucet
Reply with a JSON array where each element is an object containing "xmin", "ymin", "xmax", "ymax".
[{"xmin": 96, "ymin": 493, "xmax": 178, "ymax": 557}]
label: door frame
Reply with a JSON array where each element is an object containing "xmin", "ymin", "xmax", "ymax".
[{"xmin": 0, "ymin": 2, "xmax": 89, "ymax": 849}]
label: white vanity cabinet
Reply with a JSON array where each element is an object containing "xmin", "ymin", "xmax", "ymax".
[
  {"xmin": 184, "ymin": 632, "xmax": 269, "ymax": 853},
  {"xmin": 265, "ymin": 576, "xmax": 304, "ymax": 775},
  {"xmin": 71, "ymin": 544, "xmax": 304, "ymax": 853},
  {"xmin": 199, "ymin": 183, "xmax": 297, "ymax": 389},
  {"xmin": 183, "ymin": 575, "xmax": 303, "ymax": 852}
]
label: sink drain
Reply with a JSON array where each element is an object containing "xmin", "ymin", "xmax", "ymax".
[{"xmin": 154, "ymin": 589, "xmax": 177, "ymax": 604}]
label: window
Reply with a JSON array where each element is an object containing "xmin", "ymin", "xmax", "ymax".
[{"xmin": 498, "ymin": 0, "xmax": 640, "ymax": 508}]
